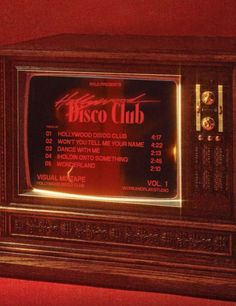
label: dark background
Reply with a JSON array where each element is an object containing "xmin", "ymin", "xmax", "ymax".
[{"xmin": 0, "ymin": 0, "xmax": 236, "ymax": 305}]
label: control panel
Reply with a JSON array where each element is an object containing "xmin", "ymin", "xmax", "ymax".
[{"xmin": 193, "ymin": 81, "xmax": 230, "ymax": 196}]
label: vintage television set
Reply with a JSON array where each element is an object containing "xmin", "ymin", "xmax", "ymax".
[{"xmin": 0, "ymin": 34, "xmax": 235, "ymax": 300}]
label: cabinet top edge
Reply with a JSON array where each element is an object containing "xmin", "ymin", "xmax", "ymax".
[{"xmin": 0, "ymin": 34, "xmax": 235, "ymax": 62}]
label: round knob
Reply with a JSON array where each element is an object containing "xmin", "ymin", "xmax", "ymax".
[
  {"xmin": 202, "ymin": 117, "xmax": 215, "ymax": 131},
  {"xmin": 201, "ymin": 91, "xmax": 215, "ymax": 105}
]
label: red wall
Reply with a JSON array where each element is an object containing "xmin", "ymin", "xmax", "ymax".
[
  {"xmin": 0, "ymin": 0, "xmax": 236, "ymax": 46},
  {"xmin": 0, "ymin": 1, "xmax": 236, "ymax": 305}
]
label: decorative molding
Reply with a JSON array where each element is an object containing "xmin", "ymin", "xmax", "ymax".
[
  {"xmin": 10, "ymin": 215, "xmax": 232, "ymax": 256},
  {"xmin": 0, "ymin": 57, "xmax": 5, "ymax": 203},
  {"xmin": 0, "ymin": 212, "xmax": 5, "ymax": 237}
]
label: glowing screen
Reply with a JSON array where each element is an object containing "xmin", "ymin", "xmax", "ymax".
[{"xmin": 28, "ymin": 75, "xmax": 178, "ymax": 201}]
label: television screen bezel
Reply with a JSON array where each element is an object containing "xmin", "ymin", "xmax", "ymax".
[{"xmin": 16, "ymin": 68, "xmax": 182, "ymax": 210}]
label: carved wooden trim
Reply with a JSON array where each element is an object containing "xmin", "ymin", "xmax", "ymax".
[
  {"xmin": 0, "ymin": 212, "xmax": 5, "ymax": 237},
  {"xmin": 9, "ymin": 215, "xmax": 232, "ymax": 256},
  {"xmin": 0, "ymin": 57, "xmax": 5, "ymax": 203}
]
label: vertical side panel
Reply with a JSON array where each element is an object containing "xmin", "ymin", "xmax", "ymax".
[
  {"xmin": 0, "ymin": 57, "xmax": 6, "ymax": 204},
  {"xmin": 233, "ymin": 67, "xmax": 236, "ymax": 219}
]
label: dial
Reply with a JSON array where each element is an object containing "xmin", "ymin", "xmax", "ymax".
[
  {"xmin": 202, "ymin": 116, "xmax": 215, "ymax": 131},
  {"xmin": 201, "ymin": 91, "xmax": 215, "ymax": 105}
]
